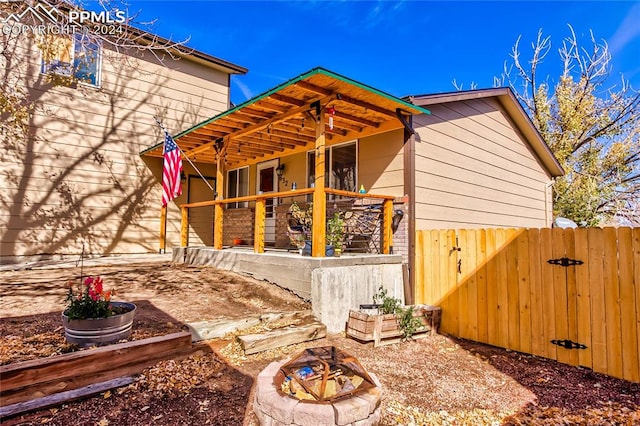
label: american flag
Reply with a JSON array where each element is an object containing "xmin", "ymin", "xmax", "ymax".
[{"xmin": 161, "ymin": 130, "xmax": 183, "ymax": 206}]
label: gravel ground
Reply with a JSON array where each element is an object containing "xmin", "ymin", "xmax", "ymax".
[{"xmin": 1, "ymin": 261, "xmax": 638, "ymax": 425}]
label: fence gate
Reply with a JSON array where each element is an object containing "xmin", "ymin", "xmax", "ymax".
[{"xmin": 415, "ymin": 227, "xmax": 640, "ymax": 383}]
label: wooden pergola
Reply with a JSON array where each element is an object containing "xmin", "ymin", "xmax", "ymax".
[{"xmin": 141, "ymin": 67, "xmax": 430, "ymax": 257}]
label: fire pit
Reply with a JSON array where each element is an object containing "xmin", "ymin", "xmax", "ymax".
[{"xmin": 253, "ymin": 346, "xmax": 382, "ymax": 425}]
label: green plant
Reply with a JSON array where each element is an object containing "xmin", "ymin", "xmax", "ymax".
[
  {"xmin": 64, "ymin": 276, "xmax": 123, "ymax": 320},
  {"xmin": 372, "ymin": 286, "xmax": 423, "ymax": 340},
  {"xmin": 397, "ymin": 307, "xmax": 424, "ymax": 340},
  {"xmin": 326, "ymin": 212, "xmax": 344, "ymax": 249},
  {"xmin": 289, "ymin": 201, "xmax": 313, "ymax": 239},
  {"xmin": 373, "ymin": 286, "xmax": 402, "ymax": 315}
]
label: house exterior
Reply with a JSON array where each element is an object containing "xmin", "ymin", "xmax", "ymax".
[
  {"xmin": 152, "ymin": 68, "xmax": 562, "ymax": 328},
  {"xmin": 148, "ymin": 70, "xmax": 562, "ymax": 267},
  {"xmin": 0, "ymin": 3, "xmax": 247, "ymax": 263}
]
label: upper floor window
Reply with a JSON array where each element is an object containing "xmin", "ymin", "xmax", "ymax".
[
  {"xmin": 40, "ymin": 33, "xmax": 102, "ymax": 87},
  {"xmin": 227, "ymin": 167, "xmax": 249, "ymax": 208}
]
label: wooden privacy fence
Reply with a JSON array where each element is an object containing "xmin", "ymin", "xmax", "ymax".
[{"xmin": 415, "ymin": 227, "xmax": 640, "ymax": 383}]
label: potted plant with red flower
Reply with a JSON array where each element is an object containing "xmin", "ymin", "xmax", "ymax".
[{"xmin": 62, "ymin": 276, "xmax": 136, "ymax": 347}]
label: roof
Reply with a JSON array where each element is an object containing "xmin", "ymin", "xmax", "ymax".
[
  {"xmin": 408, "ymin": 87, "xmax": 564, "ymax": 177},
  {"xmin": 141, "ymin": 67, "xmax": 430, "ymax": 166},
  {"xmin": 126, "ymin": 26, "xmax": 247, "ymax": 75}
]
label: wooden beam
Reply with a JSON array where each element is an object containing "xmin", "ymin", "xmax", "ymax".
[
  {"xmin": 0, "ymin": 377, "xmax": 135, "ymax": 418},
  {"xmin": 269, "ymin": 93, "xmax": 306, "ymax": 107},
  {"xmin": 259, "ymin": 128, "xmax": 312, "ymax": 145},
  {"xmin": 240, "ymin": 134, "xmax": 296, "ymax": 150},
  {"xmin": 383, "ymin": 199, "xmax": 393, "ymax": 254},
  {"xmin": 187, "ymin": 311, "xmax": 313, "ymax": 342},
  {"xmin": 213, "ymin": 156, "xmax": 224, "ymax": 249},
  {"xmin": 295, "ymin": 80, "xmax": 332, "ymax": 96},
  {"xmin": 239, "ymin": 108, "xmax": 277, "ymax": 120},
  {"xmin": 255, "ymin": 100, "xmax": 289, "ymax": 113},
  {"xmin": 159, "ymin": 205, "xmax": 167, "ymax": 253},
  {"xmin": 181, "ymin": 206, "xmax": 188, "ymax": 247},
  {"xmin": 312, "ymin": 110, "xmax": 327, "ymax": 257},
  {"xmin": 254, "ymin": 198, "xmax": 266, "ymax": 253},
  {"xmin": 184, "ymin": 94, "xmax": 333, "ymax": 159},
  {"xmin": 338, "ymin": 94, "xmax": 398, "ymax": 118},
  {"xmin": 238, "ymin": 322, "xmax": 327, "ymax": 355},
  {"xmin": 333, "ymin": 110, "xmax": 379, "ymax": 128},
  {"xmin": 0, "ymin": 332, "xmax": 192, "ymax": 407}
]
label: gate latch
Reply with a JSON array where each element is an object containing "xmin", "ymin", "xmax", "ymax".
[
  {"xmin": 551, "ymin": 339, "xmax": 587, "ymax": 350},
  {"xmin": 547, "ymin": 257, "xmax": 583, "ymax": 267}
]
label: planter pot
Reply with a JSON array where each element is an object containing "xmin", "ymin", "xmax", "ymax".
[
  {"xmin": 346, "ymin": 305, "xmax": 441, "ymax": 347},
  {"xmin": 301, "ymin": 241, "xmax": 335, "ymax": 256},
  {"xmin": 62, "ymin": 301, "xmax": 137, "ymax": 347}
]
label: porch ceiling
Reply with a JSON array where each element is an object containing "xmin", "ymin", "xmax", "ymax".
[{"xmin": 141, "ymin": 67, "xmax": 430, "ymax": 167}]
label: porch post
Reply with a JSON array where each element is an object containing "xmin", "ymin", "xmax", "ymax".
[
  {"xmin": 382, "ymin": 199, "xmax": 393, "ymax": 254},
  {"xmin": 180, "ymin": 206, "xmax": 188, "ymax": 247},
  {"xmin": 213, "ymin": 155, "xmax": 224, "ymax": 249},
  {"xmin": 254, "ymin": 198, "xmax": 266, "ymax": 253},
  {"xmin": 312, "ymin": 109, "xmax": 327, "ymax": 257},
  {"xmin": 159, "ymin": 205, "xmax": 167, "ymax": 253}
]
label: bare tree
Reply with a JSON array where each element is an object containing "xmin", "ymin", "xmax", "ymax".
[
  {"xmin": 498, "ymin": 26, "xmax": 640, "ymax": 226},
  {"xmin": 0, "ymin": 0, "xmax": 207, "ymax": 260}
]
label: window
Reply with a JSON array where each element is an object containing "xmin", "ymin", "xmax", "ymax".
[
  {"xmin": 227, "ymin": 167, "xmax": 249, "ymax": 208},
  {"xmin": 40, "ymin": 33, "xmax": 102, "ymax": 87},
  {"xmin": 307, "ymin": 141, "xmax": 357, "ymax": 194}
]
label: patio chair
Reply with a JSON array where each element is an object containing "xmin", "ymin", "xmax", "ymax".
[{"xmin": 343, "ymin": 204, "xmax": 382, "ymax": 253}]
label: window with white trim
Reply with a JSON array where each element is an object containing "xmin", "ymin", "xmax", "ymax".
[
  {"xmin": 40, "ymin": 33, "xmax": 102, "ymax": 87},
  {"xmin": 227, "ymin": 167, "xmax": 249, "ymax": 208}
]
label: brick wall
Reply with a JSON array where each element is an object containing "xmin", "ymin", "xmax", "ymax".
[
  {"xmin": 223, "ymin": 208, "xmax": 254, "ymax": 246},
  {"xmin": 391, "ymin": 199, "xmax": 409, "ymax": 264}
]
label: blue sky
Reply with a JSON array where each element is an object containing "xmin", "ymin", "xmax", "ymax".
[{"xmin": 115, "ymin": 1, "xmax": 639, "ymax": 106}]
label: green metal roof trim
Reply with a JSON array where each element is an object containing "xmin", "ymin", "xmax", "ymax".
[{"xmin": 139, "ymin": 67, "xmax": 431, "ymax": 155}]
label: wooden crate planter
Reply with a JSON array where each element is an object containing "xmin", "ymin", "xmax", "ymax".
[{"xmin": 346, "ymin": 305, "xmax": 441, "ymax": 347}]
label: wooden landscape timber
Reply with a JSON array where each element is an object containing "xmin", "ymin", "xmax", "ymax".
[
  {"xmin": 238, "ymin": 322, "xmax": 327, "ymax": 355},
  {"xmin": 186, "ymin": 310, "xmax": 314, "ymax": 342},
  {"xmin": 0, "ymin": 332, "xmax": 192, "ymax": 410}
]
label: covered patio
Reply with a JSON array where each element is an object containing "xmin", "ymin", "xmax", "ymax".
[{"xmin": 141, "ymin": 67, "xmax": 430, "ymax": 258}]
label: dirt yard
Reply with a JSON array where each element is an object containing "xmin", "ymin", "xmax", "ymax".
[{"xmin": 1, "ymin": 260, "xmax": 639, "ymax": 425}]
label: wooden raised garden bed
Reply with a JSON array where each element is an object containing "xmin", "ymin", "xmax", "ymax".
[
  {"xmin": 0, "ymin": 332, "xmax": 194, "ymax": 418},
  {"xmin": 346, "ymin": 305, "xmax": 441, "ymax": 347}
]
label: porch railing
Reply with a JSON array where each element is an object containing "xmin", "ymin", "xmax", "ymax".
[{"xmin": 178, "ymin": 188, "xmax": 396, "ymax": 256}]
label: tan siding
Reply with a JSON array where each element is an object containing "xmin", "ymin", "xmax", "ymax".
[
  {"xmin": 413, "ymin": 99, "xmax": 553, "ymax": 229},
  {"xmin": 359, "ymin": 130, "xmax": 405, "ymax": 197},
  {"xmin": 1, "ymin": 36, "xmax": 234, "ymax": 260}
]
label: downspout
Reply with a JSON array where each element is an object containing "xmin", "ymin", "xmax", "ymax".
[{"xmin": 403, "ymin": 115, "xmax": 416, "ymax": 305}]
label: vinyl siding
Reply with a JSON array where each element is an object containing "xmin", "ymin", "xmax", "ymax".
[
  {"xmin": 413, "ymin": 98, "xmax": 553, "ymax": 229},
  {"xmin": 359, "ymin": 129, "xmax": 405, "ymax": 198},
  {"xmin": 1, "ymin": 37, "xmax": 234, "ymax": 260}
]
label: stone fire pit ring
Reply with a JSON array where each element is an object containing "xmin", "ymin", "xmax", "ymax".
[{"xmin": 254, "ymin": 359, "xmax": 382, "ymax": 426}]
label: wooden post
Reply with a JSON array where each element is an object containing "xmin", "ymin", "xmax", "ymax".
[
  {"xmin": 180, "ymin": 206, "xmax": 188, "ymax": 247},
  {"xmin": 382, "ymin": 199, "xmax": 393, "ymax": 254},
  {"xmin": 213, "ymin": 155, "xmax": 225, "ymax": 250},
  {"xmin": 159, "ymin": 205, "xmax": 167, "ymax": 253},
  {"xmin": 312, "ymin": 110, "xmax": 327, "ymax": 257},
  {"xmin": 254, "ymin": 198, "xmax": 266, "ymax": 253}
]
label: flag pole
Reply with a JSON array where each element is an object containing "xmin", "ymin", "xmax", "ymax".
[{"xmin": 154, "ymin": 117, "xmax": 215, "ymax": 193}]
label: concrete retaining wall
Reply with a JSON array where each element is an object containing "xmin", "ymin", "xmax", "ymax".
[{"xmin": 173, "ymin": 248, "xmax": 404, "ymax": 333}]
